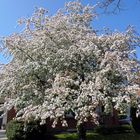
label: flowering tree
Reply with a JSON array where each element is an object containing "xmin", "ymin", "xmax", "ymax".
[{"xmin": 0, "ymin": 1, "xmax": 140, "ymax": 134}]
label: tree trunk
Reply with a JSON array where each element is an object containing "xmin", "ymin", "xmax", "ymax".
[{"xmin": 77, "ymin": 123, "xmax": 86, "ymax": 140}]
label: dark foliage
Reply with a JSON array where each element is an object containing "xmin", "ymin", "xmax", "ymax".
[
  {"xmin": 6, "ymin": 120, "xmax": 55, "ymax": 140},
  {"xmin": 131, "ymin": 107, "xmax": 140, "ymax": 133}
]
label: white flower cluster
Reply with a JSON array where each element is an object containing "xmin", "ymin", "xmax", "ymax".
[{"xmin": 0, "ymin": 1, "xmax": 140, "ymax": 126}]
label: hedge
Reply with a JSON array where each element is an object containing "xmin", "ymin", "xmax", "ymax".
[{"xmin": 6, "ymin": 120, "xmax": 55, "ymax": 140}]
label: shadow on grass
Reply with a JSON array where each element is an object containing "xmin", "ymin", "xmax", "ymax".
[{"xmin": 55, "ymin": 132, "xmax": 140, "ymax": 140}]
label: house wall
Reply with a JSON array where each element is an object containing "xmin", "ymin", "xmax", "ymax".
[{"xmin": 7, "ymin": 107, "xmax": 16, "ymax": 123}]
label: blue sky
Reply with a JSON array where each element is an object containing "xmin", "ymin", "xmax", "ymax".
[{"xmin": 0, "ymin": 0, "xmax": 140, "ymax": 63}]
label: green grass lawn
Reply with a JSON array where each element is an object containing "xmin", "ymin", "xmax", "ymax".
[{"xmin": 55, "ymin": 132, "xmax": 140, "ymax": 140}]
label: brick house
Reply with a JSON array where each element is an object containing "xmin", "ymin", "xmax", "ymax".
[{"xmin": 1, "ymin": 92, "xmax": 135, "ymax": 130}]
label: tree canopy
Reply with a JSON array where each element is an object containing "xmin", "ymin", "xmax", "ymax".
[{"xmin": 0, "ymin": 1, "xmax": 140, "ymax": 126}]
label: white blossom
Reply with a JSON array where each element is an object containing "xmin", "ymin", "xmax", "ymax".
[{"xmin": 0, "ymin": 1, "xmax": 140, "ymax": 126}]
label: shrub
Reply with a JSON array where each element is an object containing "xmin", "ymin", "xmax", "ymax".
[
  {"xmin": 94, "ymin": 125, "xmax": 132, "ymax": 134},
  {"xmin": 6, "ymin": 120, "xmax": 25, "ymax": 140},
  {"xmin": 6, "ymin": 120, "xmax": 55, "ymax": 140},
  {"xmin": 23, "ymin": 120, "xmax": 47, "ymax": 140}
]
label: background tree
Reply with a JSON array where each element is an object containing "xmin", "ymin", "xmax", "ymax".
[
  {"xmin": 0, "ymin": 1, "xmax": 140, "ymax": 140},
  {"xmin": 99, "ymin": 0, "xmax": 140, "ymax": 13}
]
